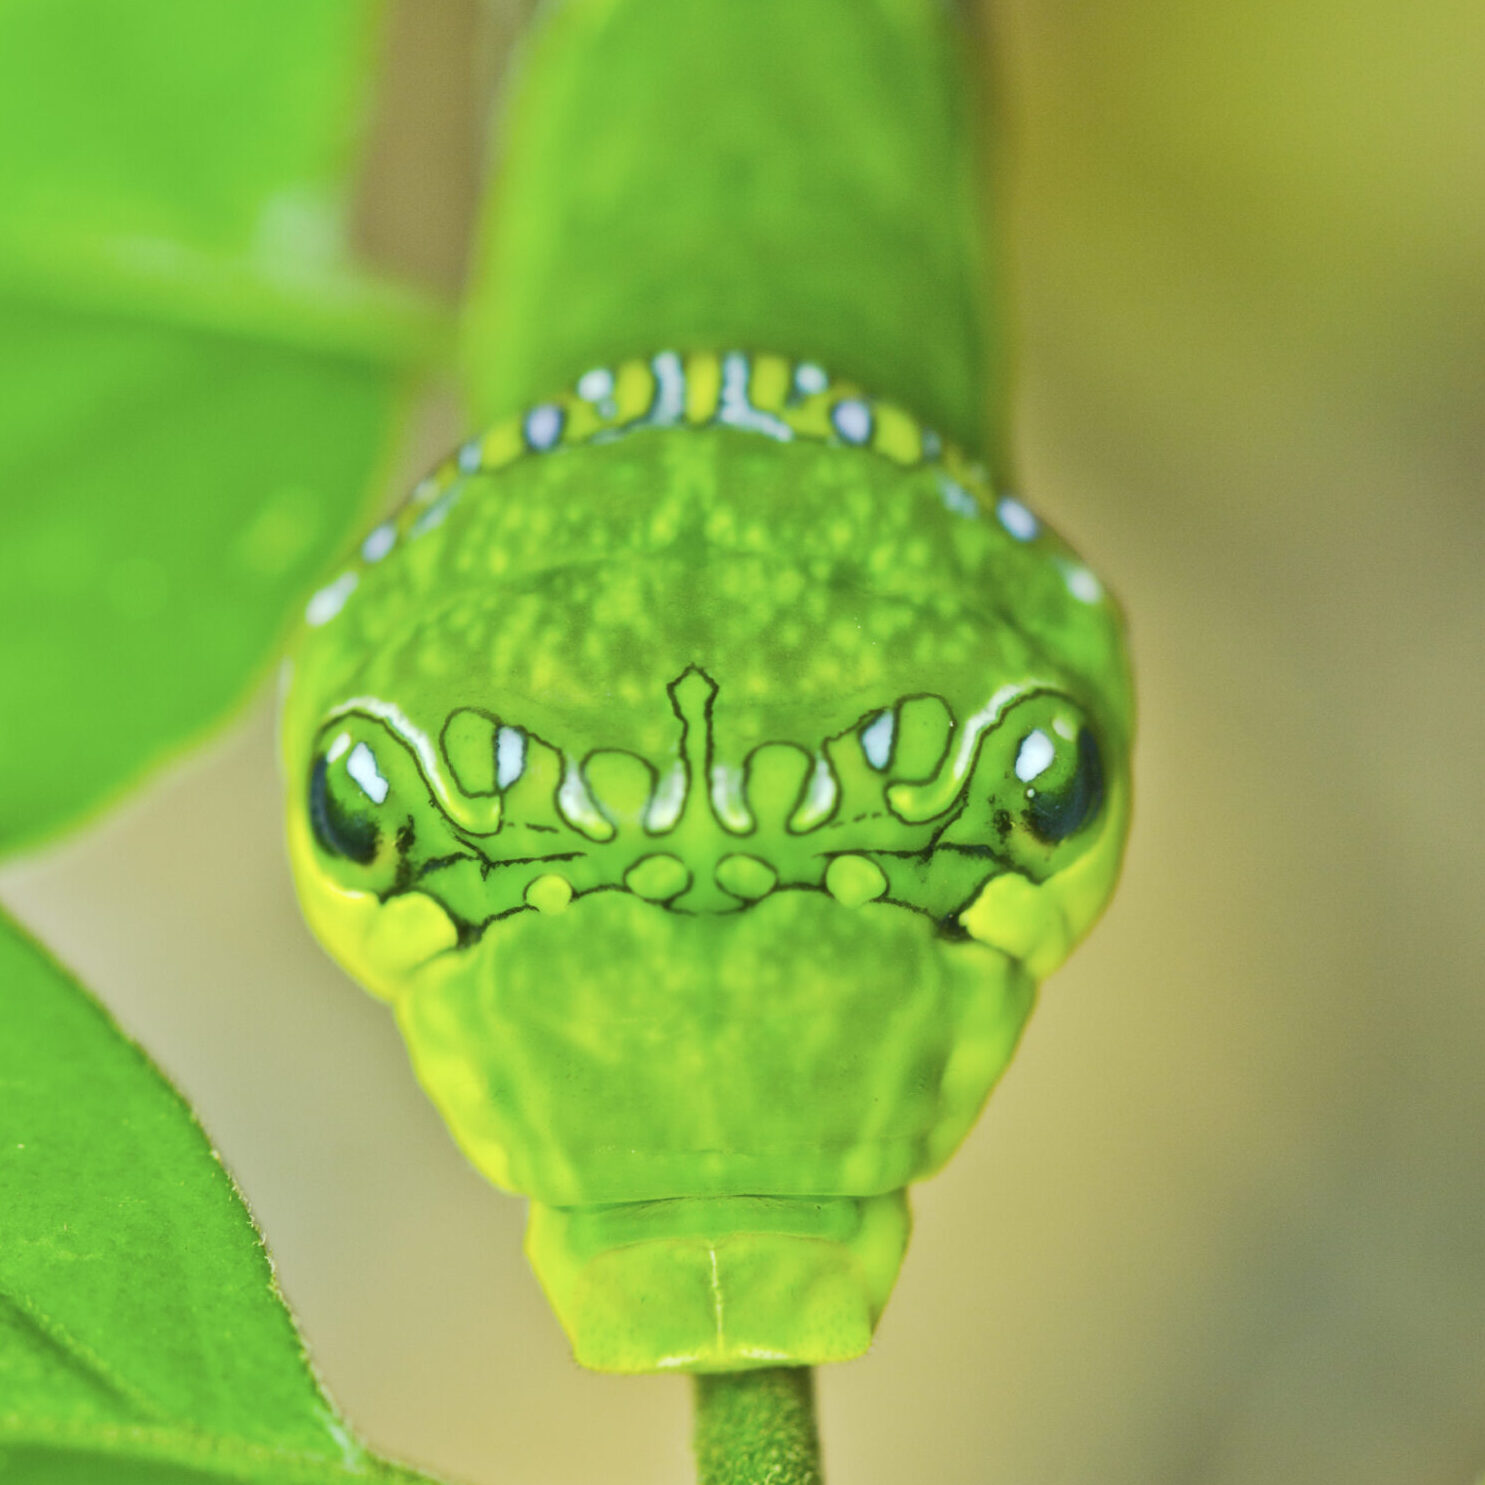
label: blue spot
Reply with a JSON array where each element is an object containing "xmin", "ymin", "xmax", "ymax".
[
  {"xmin": 939, "ymin": 479, "xmax": 979, "ymax": 518},
  {"xmin": 831, "ymin": 399, "xmax": 873, "ymax": 445},
  {"xmin": 524, "ymin": 404, "xmax": 565, "ymax": 451},
  {"xmin": 996, "ymin": 496, "xmax": 1039, "ymax": 542}
]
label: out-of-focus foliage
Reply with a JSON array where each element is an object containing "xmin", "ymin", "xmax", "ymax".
[
  {"xmin": 0, "ymin": 0, "xmax": 445, "ymax": 853},
  {"xmin": 0, "ymin": 909, "xmax": 439, "ymax": 1485},
  {"xmin": 0, "ymin": 3, "xmax": 459, "ymax": 1477}
]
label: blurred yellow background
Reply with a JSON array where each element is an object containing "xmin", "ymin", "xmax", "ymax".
[{"xmin": 2, "ymin": 1, "xmax": 1481, "ymax": 1481}]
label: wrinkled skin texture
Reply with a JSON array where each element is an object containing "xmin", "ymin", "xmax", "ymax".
[{"xmin": 282, "ymin": 353, "xmax": 1133, "ymax": 1371}]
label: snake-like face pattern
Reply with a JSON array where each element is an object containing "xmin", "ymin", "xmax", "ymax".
[{"xmin": 281, "ymin": 351, "xmax": 1133, "ymax": 1372}]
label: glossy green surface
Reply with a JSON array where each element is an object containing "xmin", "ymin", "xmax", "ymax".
[{"xmin": 0, "ymin": 909, "xmax": 434, "ymax": 1485}]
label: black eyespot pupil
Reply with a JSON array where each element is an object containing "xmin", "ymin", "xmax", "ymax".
[
  {"xmin": 309, "ymin": 755, "xmax": 379, "ymax": 864},
  {"xmin": 1026, "ymin": 727, "xmax": 1105, "ymax": 844}
]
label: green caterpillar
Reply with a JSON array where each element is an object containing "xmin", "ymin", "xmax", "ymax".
[{"xmin": 282, "ymin": 0, "xmax": 1132, "ymax": 1374}]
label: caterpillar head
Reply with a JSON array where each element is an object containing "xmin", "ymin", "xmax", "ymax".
[{"xmin": 281, "ymin": 354, "xmax": 1132, "ymax": 1371}]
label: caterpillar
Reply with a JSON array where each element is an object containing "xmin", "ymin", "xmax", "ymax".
[{"xmin": 281, "ymin": 0, "xmax": 1133, "ymax": 1375}]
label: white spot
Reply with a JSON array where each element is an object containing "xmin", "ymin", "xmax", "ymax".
[
  {"xmin": 860, "ymin": 710, "xmax": 894, "ymax": 770},
  {"xmin": 326, "ymin": 731, "xmax": 352, "ymax": 764},
  {"xmin": 1052, "ymin": 715, "xmax": 1078, "ymax": 742},
  {"xmin": 997, "ymin": 496, "xmax": 1039, "ymax": 541},
  {"xmin": 577, "ymin": 367, "xmax": 614, "ymax": 403},
  {"xmin": 1015, "ymin": 730, "xmax": 1056, "ymax": 783},
  {"xmin": 831, "ymin": 398, "xmax": 873, "ymax": 446},
  {"xmin": 1064, "ymin": 563, "xmax": 1104, "ymax": 603},
  {"xmin": 794, "ymin": 361, "xmax": 828, "ymax": 395},
  {"xmin": 347, "ymin": 741, "xmax": 389, "ymax": 804},
  {"xmin": 456, "ymin": 438, "xmax": 483, "ymax": 474},
  {"xmin": 496, "ymin": 726, "xmax": 526, "ymax": 789},
  {"xmin": 360, "ymin": 523, "xmax": 395, "ymax": 563},
  {"xmin": 793, "ymin": 754, "xmax": 838, "ymax": 829},
  {"xmin": 305, "ymin": 571, "xmax": 357, "ymax": 626},
  {"xmin": 710, "ymin": 764, "xmax": 752, "ymax": 832},
  {"xmin": 645, "ymin": 761, "xmax": 689, "ymax": 832},
  {"xmin": 410, "ymin": 490, "xmax": 458, "ymax": 537},
  {"xmin": 647, "ymin": 351, "xmax": 686, "ymax": 425},
  {"xmin": 411, "ymin": 476, "xmax": 440, "ymax": 505},
  {"xmin": 718, "ymin": 352, "xmax": 793, "ymax": 441},
  {"xmin": 939, "ymin": 478, "xmax": 979, "ymax": 518},
  {"xmin": 524, "ymin": 403, "xmax": 564, "ymax": 451},
  {"xmin": 557, "ymin": 761, "xmax": 609, "ymax": 835}
]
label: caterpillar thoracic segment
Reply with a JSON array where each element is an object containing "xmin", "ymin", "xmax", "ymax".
[
  {"xmin": 282, "ymin": 0, "xmax": 1133, "ymax": 1374},
  {"xmin": 303, "ymin": 350, "xmax": 1106, "ymax": 636}
]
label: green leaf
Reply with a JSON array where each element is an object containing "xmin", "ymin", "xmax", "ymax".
[
  {"xmin": 0, "ymin": 908, "xmax": 445, "ymax": 1485},
  {"xmin": 0, "ymin": 0, "xmax": 450, "ymax": 854}
]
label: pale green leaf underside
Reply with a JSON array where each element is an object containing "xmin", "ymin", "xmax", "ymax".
[
  {"xmin": 0, "ymin": 909, "xmax": 441, "ymax": 1485},
  {"xmin": 0, "ymin": 0, "xmax": 448, "ymax": 855}
]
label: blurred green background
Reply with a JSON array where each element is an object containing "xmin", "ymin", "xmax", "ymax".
[{"xmin": 1, "ymin": 0, "xmax": 1481, "ymax": 1481}]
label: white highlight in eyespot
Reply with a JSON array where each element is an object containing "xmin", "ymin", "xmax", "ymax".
[
  {"xmin": 577, "ymin": 367, "xmax": 615, "ymax": 403},
  {"xmin": 939, "ymin": 478, "xmax": 979, "ymax": 519},
  {"xmin": 326, "ymin": 731, "xmax": 352, "ymax": 763},
  {"xmin": 1015, "ymin": 730, "xmax": 1056, "ymax": 784},
  {"xmin": 524, "ymin": 403, "xmax": 564, "ymax": 451},
  {"xmin": 860, "ymin": 710, "xmax": 894, "ymax": 770},
  {"xmin": 947, "ymin": 681, "xmax": 1046, "ymax": 783},
  {"xmin": 718, "ymin": 352, "xmax": 793, "ymax": 441},
  {"xmin": 1052, "ymin": 715, "xmax": 1078, "ymax": 742},
  {"xmin": 456, "ymin": 439, "xmax": 483, "ymax": 474},
  {"xmin": 996, "ymin": 496, "xmax": 1039, "ymax": 541},
  {"xmin": 496, "ymin": 726, "xmax": 526, "ymax": 789},
  {"xmin": 360, "ymin": 523, "xmax": 395, "ymax": 563},
  {"xmin": 325, "ymin": 696, "xmax": 450, "ymax": 822},
  {"xmin": 794, "ymin": 361, "xmax": 828, "ymax": 395},
  {"xmin": 1063, "ymin": 563, "xmax": 1103, "ymax": 603},
  {"xmin": 347, "ymin": 741, "xmax": 389, "ymax": 803},
  {"xmin": 305, "ymin": 571, "xmax": 357, "ymax": 626},
  {"xmin": 831, "ymin": 398, "xmax": 873, "ymax": 446}
]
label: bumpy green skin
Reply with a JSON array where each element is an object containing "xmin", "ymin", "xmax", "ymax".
[{"xmin": 281, "ymin": 0, "xmax": 1134, "ymax": 1375}]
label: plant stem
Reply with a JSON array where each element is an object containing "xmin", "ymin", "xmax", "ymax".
[{"xmin": 692, "ymin": 1367, "xmax": 824, "ymax": 1485}]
